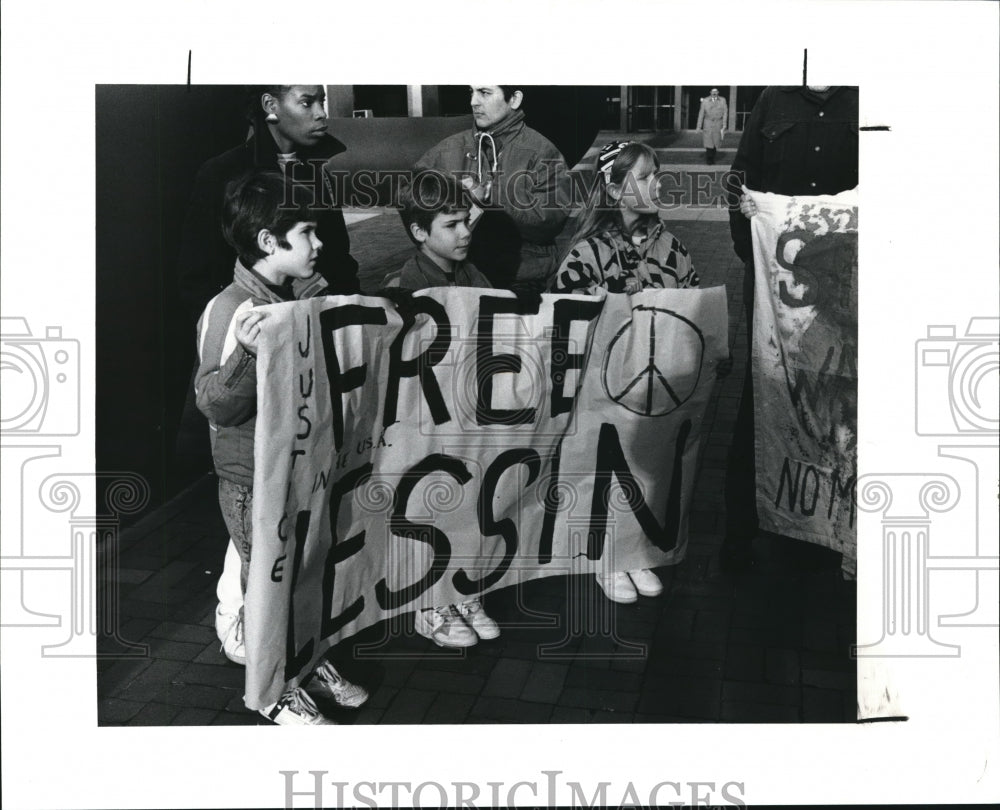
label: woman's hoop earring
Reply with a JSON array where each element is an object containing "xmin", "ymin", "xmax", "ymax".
[{"xmin": 265, "ymin": 112, "xmax": 279, "ymax": 123}]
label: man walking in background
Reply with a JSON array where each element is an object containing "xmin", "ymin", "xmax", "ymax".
[{"xmin": 697, "ymin": 88, "xmax": 728, "ymax": 165}]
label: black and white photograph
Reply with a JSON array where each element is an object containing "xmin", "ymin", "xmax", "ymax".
[{"xmin": 1, "ymin": 1, "xmax": 998, "ymax": 808}]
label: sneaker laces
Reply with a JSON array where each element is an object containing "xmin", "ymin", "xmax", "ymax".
[
  {"xmin": 455, "ymin": 600, "xmax": 481, "ymax": 617},
  {"xmin": 281, "ymin": 687, "xmax": 321, "ymax": 720},
  {"xmin": 220, "ymin": 614, "xmax": 244, "ymax": 653},
  {"xmin": 314, "ymin": 662, "xmax": 345, "ymax": 689},
  {"xmin": 422, "ymin": 605, "xmax": 452, "ymax": 625}
]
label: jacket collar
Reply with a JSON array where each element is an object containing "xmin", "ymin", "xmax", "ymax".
[
  {"xmin": 233, "ymin": 260, "xmax": 330, "ymax": 302},
  {"xmin": 607, "ymin": 216, "xmax": 663, "ymax": 252},
  {"xmin": 249, "ymin": 125, "xmax": 347, "ymax": 169},
  {"xmin": 474, "ymin": 109, "xmax": 526, "ymax": 150},
  {"xmin": 412, "ymin": 250, "xmax": 468, "ymax": 285},
  {"xmin": 782, "ymin": 86, "xmax": 846, "ymax": 105}
]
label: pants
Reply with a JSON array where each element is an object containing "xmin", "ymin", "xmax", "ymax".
[
  {"xmin": 216, "ymin": 539, "xmax": 243, "ymax": 617},
  {"xmin": 217, "ymin": 479, "xmax": 253, "ymax": 599},
  {"xmin": 723, "ymin": 260, "xmax": 759, "ymax": 547}
]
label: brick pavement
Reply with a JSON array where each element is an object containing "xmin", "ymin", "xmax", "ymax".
[{"xmin": 97, "ymin": 169, "xmax": 857, "ymax": 727}]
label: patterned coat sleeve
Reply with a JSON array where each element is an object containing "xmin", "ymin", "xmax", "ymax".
[
  {"xmin": 672, "ymin": 235, "xmax": 700, "ymax": 289},
  {"xmin": 551, "ymin": 239, "xmax": 602, "ymax": 294}
]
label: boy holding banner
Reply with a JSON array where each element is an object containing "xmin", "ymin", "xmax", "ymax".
[
  {"xmin": 195, "ymin": 170, "xmax": 369, "ymax": 723},
  {"xmin": 383, "ymin": 175, "xmax": 502, "ymax": 648}
]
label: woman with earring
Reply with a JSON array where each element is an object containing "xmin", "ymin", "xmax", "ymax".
[
  {"xmin": 551, "ymin": 140, "xmax": 700, "ymax": 604},
  {"xmin": 177, "ymin": 85, "xmax": 359, "ymax": 323}
]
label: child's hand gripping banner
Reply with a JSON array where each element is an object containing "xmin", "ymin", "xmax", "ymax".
[
  {"xmin": 748, "ymin": 188, "xmax": 858, "ymax": 577},
  {"xmin": 245, "ymin": 287, "xmax": 727, "ymax": 708}
]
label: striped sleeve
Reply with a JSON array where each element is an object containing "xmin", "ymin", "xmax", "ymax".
[{"xmin": 194, "ymin": 289, "xmax": 258, "ymax": 427}]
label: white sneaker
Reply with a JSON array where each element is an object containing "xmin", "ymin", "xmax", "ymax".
[
  {"xmin": 595, "ymin": 572, "xmax": 638, "ymax": 604},
  {"xmin": 216, "ymin": 606, "xmax": 246, "ymax": 665},
  {"xmin": 628, "ymin": 568, "xmax": 663, "ymax": 597},
  {"xmin": 260, "ymin": 686, "xmax": 335, "ymax": 725},
  {"xmin": 414, "ymin": 606, "xmax": 478, "ymax": 648},
  {"xmin": 455, "ymin": 600, "xmax": 500, "ymax": 640},
  {"xmin": 308, "ymin": 661, "xmax": 369, "ymax": 708},
  {"xmin": 215, "ymin": 604, "xmax": 236, "ymax": 641}
]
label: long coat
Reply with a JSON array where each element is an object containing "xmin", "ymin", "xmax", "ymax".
[{"xmin": 697, "ymin": 96, "xmax": 728, "ymax": 148}]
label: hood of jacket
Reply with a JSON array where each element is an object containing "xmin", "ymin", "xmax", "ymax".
[{"xmin": 473, "ymin": 108, "xmax": 526, "ymax": 154}]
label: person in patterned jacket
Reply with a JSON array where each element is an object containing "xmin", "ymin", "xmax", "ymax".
[
  {"xmin": 551, "ymin": 141, "xmax": 699, "ymax": 297},
  {"xmin": 551, "ymin": 140, "xmax": 699, "ymax": 605}
]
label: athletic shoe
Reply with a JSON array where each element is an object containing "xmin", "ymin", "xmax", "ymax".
[
  {"xmin": 595, "ymin": 572, "xmax": 638, "ymax": 604},
  {"xmin": 260, "ymin": 686, "xmax": 335, "ymax": 725},
  {"xmin": 414, "ymin": 606, "xmax": 478, "ymax": 648},
  {"xmin": 455, "ymin": 599, "xmax": 500, "ymax": 640},
  {"xmin": 214, "ymin": 604, "xmax": 234, "ymax": 641},
  {"xmin": 216, "ymin": 607, "xmax": 246, "ymax": 666},
  {"xmin": 308, "ymin": 661, "xmax": 369, "ymax": 709},
  {"xmin": 628, "ymin": 568, "xmax": 663, "ymax": 597}
]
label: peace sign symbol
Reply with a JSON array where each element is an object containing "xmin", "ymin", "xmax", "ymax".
[{"xmin": 601, "ymin": 305, "xmax": 704, "ymax": 417}]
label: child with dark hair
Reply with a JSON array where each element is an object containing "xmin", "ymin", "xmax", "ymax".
[
  {"xmin": 381, "ymin": 174, "xmax": 500, "ymax": 649},
  {"xmin": 195, "ymin": 170, "xmax": 368, "ymax": 724},
  {"xmin": 387, "ymin": 173, "xmax": 493, "ymax": 289},
  {"xmin": 553, "ymin": 141, "xmax": 699, "ymax": 296},
  {"xmin": 552, "ymin": 140, "xmax": 700, "ymax": 604}
]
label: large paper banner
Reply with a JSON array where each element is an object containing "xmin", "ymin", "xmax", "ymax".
[
  {"xmin": 750, "ymin": 188, "xmax": 858, "ymax": 576},
  {"xmin": 245, "ymin": 287, "xmax": 727, "ymax": 707}
]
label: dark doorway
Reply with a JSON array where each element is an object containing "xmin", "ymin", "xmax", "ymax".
[
  {"xmin": 627, "ymin": 86, "xmax": 676, "ymax": 132},
  {"xmin": 736, "ymin": 86, "xmax": 766, "ymax": 131},
  {"xmin": 438, "ymin": 85, "xmax": 472, "ymax": 116},
  {"xmin": 352, "ymin": 85, "xmax": 408, "ymax": 117}
]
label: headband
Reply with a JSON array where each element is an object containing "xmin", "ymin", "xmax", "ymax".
[{"xmin": 596, "ymin": 140, "xmax": 633, "ymax": 185}]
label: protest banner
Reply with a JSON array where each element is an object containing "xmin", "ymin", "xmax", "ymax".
[
  {"xmin": 245, "ymin": 287, "xmax": 727, "ymax": 708},
  {"xmin": 749, "ymin": 188, "xmax": 859, "ymax": 576}
]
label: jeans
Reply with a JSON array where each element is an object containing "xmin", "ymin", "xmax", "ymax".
[{"xmin": 218, "ymin": 479, "xmax": 253, "ymax": 598}]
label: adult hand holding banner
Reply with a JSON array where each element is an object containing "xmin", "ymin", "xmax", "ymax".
[
  {"xmin": 245, "ymin": 287, "xmax": 727, "ymax": 708},
  {"xmin": 748, "ymin": 187, "xmax": 859, "ymax": 577}
]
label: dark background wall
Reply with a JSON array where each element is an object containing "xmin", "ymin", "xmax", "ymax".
[{"xmin": 96, "ymin": 85, "xmax": 248, "ymax": 522}]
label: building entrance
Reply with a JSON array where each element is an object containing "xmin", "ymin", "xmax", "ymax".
[{"xmin": 626, "ymin": 86, "xmax": 676, "ymax": 132}]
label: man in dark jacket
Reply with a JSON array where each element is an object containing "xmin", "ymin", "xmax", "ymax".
[
  {"xmin": 721, "ymin": 86, "xmax": 859, "ymax": 568},
  {"xmin": 414, "ymin": 86, "xmax": 570, "ymax": 290},
  {"xmin": 177, "ymin": 85, "xmax": 360, "ymax": 324}
]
